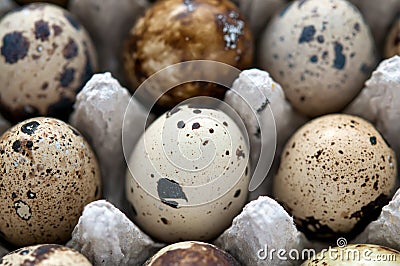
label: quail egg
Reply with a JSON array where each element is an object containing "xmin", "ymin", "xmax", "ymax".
[
  {"xmin": 273, "ymin": 114, "xmax": 397, "ymax": 239},
  {"xmin": 126, "ymin": 103, "xmax": 250, "ymax": 243},
  {"xmin": 0, "ymin": 3, "xmax": 97, "ymax": 123},
  {"xmin": 259, "ymin": 0, "xmax": 376, "ymax": 117},
  {"xmin": 123, "ymin": 0, "xmax": 253, "ymax": 109},
  {"xmin": 144, "ymin": 241, "xmax": 240, "ymax": 265},
  {"xmin": 0, "ymin": 244, "xmax": 92, "ymax": 266},
  {"xmin": 0, "ymin": 117, "xmax": 101, "ymax": 246},
  {"xmin": 384, "ymin": 17, "xmax": 400, "ymax": 58},
  {"xmin": 301, "ymin": 244, "xmax": 400, "ymax": 265}
]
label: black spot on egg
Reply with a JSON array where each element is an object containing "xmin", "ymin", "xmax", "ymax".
[
  {"xmin": 26, "ymin": 141, "xmax": 33, "ymax": 149},
  {"xmin": 333, "ymin": 42, "xmax": 346, "ymax": 70},
  {"xmin": 1, "ymin": 31, "xmax": 30, "ymax": 64},
  {"xmin": 236, "ymin": 148, "xmax": 245, "ymax": 159},
  {"xmin": 257, "ymin": 98, "xmax": 269, "ymax": 113},
  {"xmin": 62, "ymin": 38, "xmax": 78, "ymax": 60},
  {"xmin": 177, "ymin": 120, "xmax": 185, "ymax": 129},
  {"xmin": 193, "ymin": 109, "xmax": 201, "ymax": 114},
  {"xmin": 12, "ymin": 140, "xmax": 22, "ymax": 152},
  {"xmin": 192, "ymin": 122, "xmax": 200, "ymax": 129},
  {"xmin": 310, "ymin": 55, "xmax": 318, "ymax": 63},
  {"xmin": 161, "ymin": 217, "xmax": 170, "ymax": 225},
  {"xmin": 19, "ymin": 249, "xmax": 29, "ymax": 255},
  {"xmin": 27, "ymin": 190, "xmax": 36, "ymax": 199},
  {"xmin": 317, "ymin": 35, "xmax": 324, "ymax": 43},
  {"xmin": 64, "ymin": 13, "xmax": 80, "ymax": 30},
  {"xmin": 52, "ymin": 24, "xmax": 63, "ymax": 36},
  {"xmin": 234, "ymin": 189, "xmax": 241, "ymax": 198},
  {"xmin": 157, "ymin": 178, "xmax": 188, "ymax": 209},
  {"xmin": 209, "ymin": 128, "xmax": 214, "ymax": 134},
  {"xmin": 21, "ymin": 121, "xmax": 40, "ymax": 135},
  {"xmin": 11, "ymin": 192, "xmax": 17, "ymax": 198},
  {"xmin": 59, "ymin": 68, "xmax": 75, "ymax": 87},
  {"xmin": 353, "ymin": 23, "xmax": 360, "ymax": 32},
  {"xmin": 298, "ymin": 25, "xmax": 316, "ymax": 43},
  {"xmin": 360, "ymin": 63, "xmax": 371, "ymax": 75},
  {"xmin": 34, "ymin": 20, "xmax": 50, "ymax": 41},
  {"xmin": 370, "ymin": 136, "xmax": 377, "ymax": 145}
]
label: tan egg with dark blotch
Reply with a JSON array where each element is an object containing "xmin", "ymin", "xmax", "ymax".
[
  {"xmin": 123, "ymin": 0, "xmax": 253, "ymax": 110},
  {"xmin": 0, "ymin": 117, "xmax": 101, "ymax": 247},
  {"xmin": 273, "ymin": 114, "xmax": 397, "ymax": 240},
  {"xmin": 126, "ymin": 104, "xmax": 250, "ymax": 243},
  {"xmin": 144, "ymin": 241, "xmax": 240, "ymax": 266},
  {"xmin": 0, "ymin": 244, "xmax": 92, "ymax": 266},
  {"xmin": 0, "ymin": 3, "xmax": 97, "ymax": 123},
  {"xmin": 384, "ymin": 17, "xmax": 400, "ymax": 58},
  {"xmin": 259, "ymin": 0, "xmax": 376, "ymax": 117}
]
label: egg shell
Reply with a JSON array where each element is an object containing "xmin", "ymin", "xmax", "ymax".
[
  {"xmin": 144, "ymin": 241, "xmax": 240, "ymax": 266},
  {"xmin": 384, "ymin": 17, "xmax": 400, "ymax": 58},
  {"xmin": 259, "ymin": 0, "xmax": 376, "ymax": 117},
  {"xmin": 0, "ymin": 117, "xmax": 101, "ymax": 246},
  {"xmin": 301, "ymin": 244, "xmax": 400, "ymax": 265},
  {"xmin": 273, "ymin": 114, "xmax": 397, "ymax": 240},
  {"xmin": 0, "ymin": 244, "xmax": 92, "ymax": 266},
  {"xmin": 123, "ymin": 0, "xmax": 253, "ymax": 109},
  {"xmin": 126, "ymin": 104, "xmax": 250, "ymax": 243},
  {"xmin": 0, "ymin": 3, "xmax": 97, "ymax": 123}
]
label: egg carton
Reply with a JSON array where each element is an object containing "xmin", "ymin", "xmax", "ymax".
[{"xmin": 1, "ymin": 0, "xmax": 400, "ymax": 265}]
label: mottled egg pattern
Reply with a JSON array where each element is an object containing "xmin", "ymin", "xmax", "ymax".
[
  {"xmin": 273, "ymin": 114, "xmax": 397, "ymax": 240},
  {"xmin": 259, "ymin": 0, "xmax": 376, "ymax": 117},
  {"xmin": 126, "ymin": 105, "xmax": 250, "ymax": 243},
  {"xmin": 0, "ymin": 117, "xmax": 101, "ymax": 246},
  {"xmin": 123, "ymin": 0, "xmax": 253, "ymax": 109},
  {"xmin": 301, "ymin": 244, "xmax": 400, "ymax": 265},
  {"xmin": 384, "ymin": 17, "xmax": 400, "ymax": 58},
  {"xmin": 0, "ymin": 3, "xmax": 97, "ymax": 123},
  {"xmin": 0, "ymin": 244, "xmax": 92, "ymax": 266},
  {"xmin": 145, "ymin": 241, "xmax": 240, "ymax": 266}
]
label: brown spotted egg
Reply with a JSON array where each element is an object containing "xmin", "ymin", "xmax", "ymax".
[
  {"xmin": 384, "ymin": 16, "xmax": 400, "ymax": 58},
  {"xmin": 273, "ymin": 114, "xmax": 397, "ymax": 240},
  {"xmin": 123, "ymin": 0, "xmax": 253, "ymax": 110},
  {"xmin": 259, "ymin": 0, "xmax": 376, "ymax": 117},
  {"xmin": 0, "ymin": 117, "xmax": 101, "ymax": 247},
  {"xmin": 0, "ymin": 244, "xmax": 92, "ymax": 266},
  {"xmin": 144, "ymin": 241, "xmax": 240, "ymax": 265},
  {"xmin": 126, "ymin": 104, "xmax": 250, "ymax": 243},
  {"xmin": 0, "ymin": 3, "xmax": 97, "ymax": 123}
]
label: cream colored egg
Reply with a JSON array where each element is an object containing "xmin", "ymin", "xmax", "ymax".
[
  {"xmin": 273, "ymin": 114, "xmax": 397, "ymax": 239},
  {"xmin": 144, "ymin": 241, "xmax": 240, "ymax": 265},
  {"xmin": 301, "ymin": 244, "xmax": 400, "ymax": 265},
  {"xmin": 259, "ymin": 0, "xmax": 376, "ymax": 117},
  {"xmin": 0, "ymin": 117, "xmax": 101, "ymax": 246},
  {"xmin": 384, "ymin": 17, "xmax": 400, "ymax": 58},
  {"xmin": 0, "ymin": 244, "xmax": 92, "ymax": 266},
  {"xmin": 0, "ymin": 3, "xmax": 97, "ymax": 123},
  {"xmin": 126, "ymin": 104, "xmax": 250, "ymax": 243}
]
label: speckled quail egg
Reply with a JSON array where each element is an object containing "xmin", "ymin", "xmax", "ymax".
[
  {"xmin": 0, "ymin": 244, "xmax": 92, "ymax": 266},
  {"xmin": 301, "ymin": 244, "xmax": 400, "ymax": 265},
  {"xmin": 144, "ymin": 241, "xmax": 240, "ymax": 265},
  {"xmin": 126, "ymin": 104, "xmax": 250, "ymax": 243},
  {"xmin": 384, "ymin": 17, "xmax": 400, "ymax": 58},
  {"xmin": 273, "ymin": 114, "xmax": 397, "ymax": 240},
  {"xmin": 0, "ymin": 117, "xmax": 101, "ymax": 246},
  {"xmin": 123, "ymin": 0, "xmax": 253, "ymax": 109},
  {"xmin": 259, "ymin": 0, "xmax": 376, "ymax": 117},
  {"xmin": 0, "ymin": 3, "xmax": 97, "ymax": 123},
  {"xmin": 14, "ymin": 0, "xmax": 69, "ymax": 8}
]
